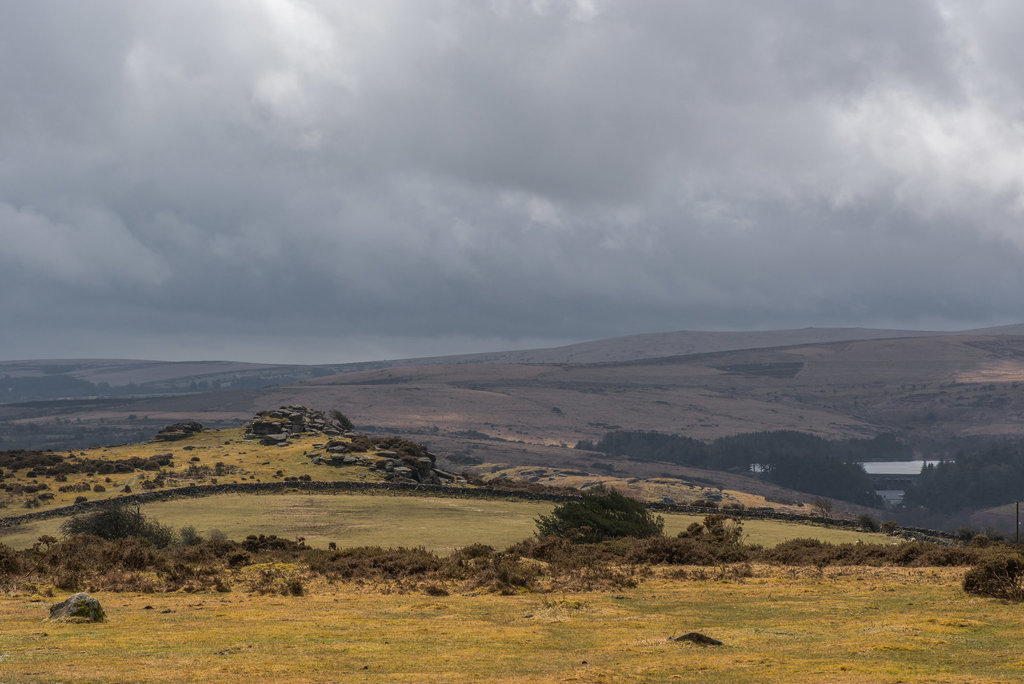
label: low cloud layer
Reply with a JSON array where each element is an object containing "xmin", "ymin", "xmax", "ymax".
[{"xmin": 3, "ymin": 1, "xmax": 1023, "ymax": 363}]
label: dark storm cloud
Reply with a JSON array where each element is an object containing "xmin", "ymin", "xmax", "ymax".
[{"xmin": 2, "ymin": 1, "xmax": 1023, "ymax": 363}]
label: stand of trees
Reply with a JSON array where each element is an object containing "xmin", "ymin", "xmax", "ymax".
[
  {"xmin": 903, "ymin": 442, "xmax": 1024, "ymax": 514},
  {"xmin": 578, "ymin": 430, "xmax": 883, "ymax": 506},
  {"xmin": 582, "ymin": 429, "xmax": 1024, "ymax": 515}
]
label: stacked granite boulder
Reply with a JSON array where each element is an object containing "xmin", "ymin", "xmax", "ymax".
[
  {"xmin": 310, "ymin": 436, "xmax": 456, "ymax": 485},
  {"xmin": 245, "ymin": 405, "xmax": 463, "ymax": 485},
  {"xmin": 244, "ymin": 406, "xmax": 349, "ymax": 446}
]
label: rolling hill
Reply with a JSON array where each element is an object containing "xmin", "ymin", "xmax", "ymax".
[
  {"xmin": 6, "ymin": 323, "xmax": 1016, "ymax": 405},
  {"xmin": 4, "ymin": 326, "xmax": 1024, "ymax": 530},
  {"xmin": 4, "ymin": 331, "xmax": 1024, "ymax": 465}
]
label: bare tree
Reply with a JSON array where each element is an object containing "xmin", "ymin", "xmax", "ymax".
[{"xmin": 812, "ymin": 497, "xmax": 833, "ymax": 520}]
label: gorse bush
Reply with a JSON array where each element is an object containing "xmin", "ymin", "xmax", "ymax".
[
  {"xmin": 0, "ymin": 526, "xmax": 1007, "ymax": 597},
  {"xmin": 963, "ymin": 553, "xmax": 1024, "ymax": 601},
  {"xmin": 535, "ymin": 488, "xmax": 664, "ymax": 543},
  {"xmin": 59, "ymin": 503, "xmax": 175, "ymax": 548},
  {"xmin": 858, "ymin": 514, "xmax": 881, "ymax": 532},
  {"xmin": 681, "ymin": 514, "xmax": 744, "ymax": 545},
  {"xmin": 179, "ymin": 525, "xmax": 203, "ymax": 546}
]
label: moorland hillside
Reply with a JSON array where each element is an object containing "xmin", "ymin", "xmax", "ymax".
[
  {"xmin": 6, "ymin": 323, "xmax": 1017, "ymax": 404},
  {"xmin": 2, "ymin": 332, "xmax": 1023, "ymax": 472}
]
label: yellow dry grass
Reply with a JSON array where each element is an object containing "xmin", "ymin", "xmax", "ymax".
[
  {"xmin": 1, "ymin": 566, "xmax": 1019, "ymax": 682},
  {"xmin": 0, "ymin": 428, "xmax": 390, "ymax": 514},
  {"xmin": 485, "ymin": 464, "xmax": 814, "ymax": 514}
]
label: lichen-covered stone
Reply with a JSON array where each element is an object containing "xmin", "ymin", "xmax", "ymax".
[{"xmin": 49, "ymin": 593, "xmax": 105, "ymax": 622}]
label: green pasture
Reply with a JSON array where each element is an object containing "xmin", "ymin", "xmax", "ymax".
[{"xmin": 0, "ymin": 492, "xmax": 892, "ymax": 551}]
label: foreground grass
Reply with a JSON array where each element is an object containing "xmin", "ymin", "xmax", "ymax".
[
  {"xmin": 1, "ymin": 566, "xmax": 1018, "ymax": 682},
  {"xmin": 0, "ymin": 492, "xmax": 893, "ymax": 551}
]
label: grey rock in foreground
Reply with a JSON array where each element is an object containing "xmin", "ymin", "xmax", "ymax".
[{"xmin": 49, "ymin": 593, "xmax": 106, "ymax": 622}]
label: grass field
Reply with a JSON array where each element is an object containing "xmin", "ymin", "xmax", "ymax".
[
  {"xmin": 1, "ymin": 566, "xmax": 1017, "ymax": 682},
  {"xmin": 0, "ymin": 492, "xmax": 893, "ymax": 551}
]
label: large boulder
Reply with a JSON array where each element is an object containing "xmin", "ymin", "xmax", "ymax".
[
  {"xmin": 49, "ymin": 593, "xmax": 105, "ymax": 622},
  {"xmin": 150, "ymin": 421, "xmax": 204, "ymax": 442}
]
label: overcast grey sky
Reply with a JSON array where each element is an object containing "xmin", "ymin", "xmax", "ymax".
[{"xmin": 2, "ymin": 1, "xmax": 1024, "ymax": 363}]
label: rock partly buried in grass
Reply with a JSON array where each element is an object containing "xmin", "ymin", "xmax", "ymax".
[
  {"xmin": 671, "ymin": 632, "xmax": 722, "ymax": 646},
  {"xmin": 151, "ymin": 421, "xmax": 205, "ymax": 442},
  {"xmin": 49, "ymin": 593, "xmax": 105, "ymax": 623}
]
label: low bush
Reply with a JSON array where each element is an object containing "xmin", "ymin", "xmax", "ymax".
[
  {"xmin": 60, "ymin": 503, "xmax": 175, "ymax": 548},
  {"xmin": 858, "ymin": 514, "xmax": 880, "ymax": 532},
  {"xmin": 535, "ymin": 488, "xmax": 664, "ymax": 543},
  {"xmin": 179, "ymin": 526, "xmax": 203, "ymax": 546},
  {"xmin": 625, "ymin": 536, "xmax": 718, "ymax": 565},
  {"xmin": 963, "ymin": 553, "xmax": 1024, "ymax": 601},
  {"xmin": 2, "ymin": 508, "xmax": 1003, "ymax": 597}
]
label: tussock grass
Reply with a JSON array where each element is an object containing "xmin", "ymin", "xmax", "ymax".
[{"xmin": 2, "ymin": 567, "xmax": 1023, "ymax": 682}]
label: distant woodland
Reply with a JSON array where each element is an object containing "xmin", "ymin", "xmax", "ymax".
[
  {"xmin": 904, "ymin": 443, "xmax": 1024, "ymax": 514},
  {"xmin": 579, "ymin": 430, "xmax": 1024, "ymax": 515}
]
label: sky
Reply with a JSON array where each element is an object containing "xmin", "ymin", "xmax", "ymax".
[{"xmin": 3, "ymin": 1, "xmax": 1024, "ymax": 364}]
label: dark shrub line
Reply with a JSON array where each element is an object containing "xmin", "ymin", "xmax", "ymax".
[{"xmin": 0, "ymin": 516, "xmax": 993, "ymax": 597}]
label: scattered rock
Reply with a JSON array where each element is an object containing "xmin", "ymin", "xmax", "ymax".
[
  {"xmin": 672, "ymin": 632, "xmax": 722, "ymax": 646},
  {"xmin": 49, "ymin": 593, "xmax": 105, "ymax": 622},
  {"xmin": 243, "ymin": 405, "xmax": 451, "ymax": 485}
]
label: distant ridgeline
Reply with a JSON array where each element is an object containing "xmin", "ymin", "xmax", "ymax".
[
  {"xmin": 0, "ymin": 372, "xmax": 312, "ymax": 404},
  {"xmin": 580, "ymin": 430, "xmax": 1024, "ymax": 514}
]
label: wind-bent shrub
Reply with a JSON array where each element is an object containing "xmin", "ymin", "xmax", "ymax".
[
  {"xmin": 535, "ymin": 488, "xmax": 664, "ymax": 543},
  {"xmin": 60, "ymin": 502, "xmax": 176, "ymax": 548}
]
